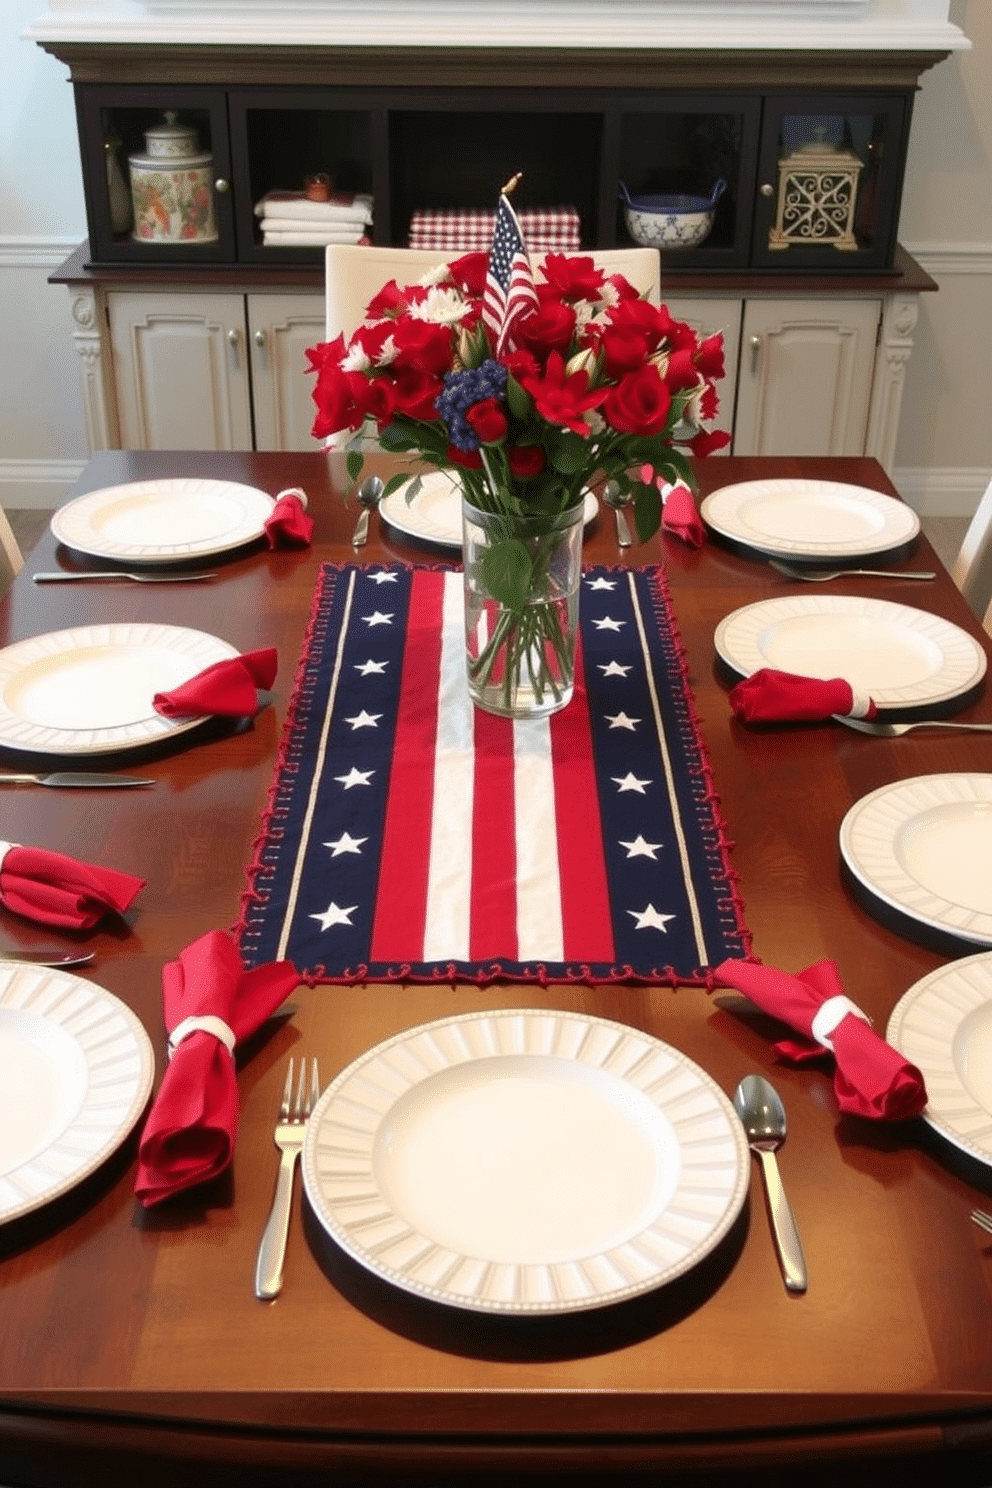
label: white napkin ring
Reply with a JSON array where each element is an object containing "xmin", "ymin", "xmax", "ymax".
[
  {"xmin": 168, "ymin": 1014, "xmax": 237, "ymax": 1060},
  {"xmin": 0, "ymin": 840, "xmax": 19, "ymax": 873},
  {"xmin": 847, "ymin": 690, "xmax": 874, "ymax": 720},
  {"xmin": 810, "ymin": 995, "xmax": 871, "ymax": 1051},
  {"xmin": 275, "ymin": 486, "xmax": 308, "ymax": 510}
]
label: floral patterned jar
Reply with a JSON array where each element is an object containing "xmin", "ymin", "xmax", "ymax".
[{"xmin": 128, "ymin": 112, "xmax": 218, "ymax": 244}]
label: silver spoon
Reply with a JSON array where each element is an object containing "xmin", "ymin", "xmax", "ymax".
[
  {"xmin": 351, "ymin": 476, "xmax": 385, "ymax": 547},
  {"xmin": 33, "ymin": 571, "xmax": 217, "ymax": 584},
  {"xmin": 768, "ymin": 560, "xmax": 935, "ymax": 582},
  {"xmin": 1, "ymin": 950, "xmax": 96, "ymax": 968},
  {"xmin": 836, "ymin": 715, "xmax": 992, "ymax": 738},
  {"xmin": 602, "ymin": 481, "xmax": 632, "ymax": 548},
  {"xmin": 733, "ymin": 1074, "xmax": 808, "ymax": 1294}
]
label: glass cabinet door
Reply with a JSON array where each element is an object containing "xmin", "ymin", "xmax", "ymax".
[
  {"xmin": 76, "ymin": 86, "xmax": 235, "ymax": 265},
  {"xmin": 750, "ymin": 93, "xmax": 912, "ymax": 271}
]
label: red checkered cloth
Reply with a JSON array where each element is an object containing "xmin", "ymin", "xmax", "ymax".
[{"xmin": 408, "ymin": 206, "xmax": 582, "ymax": 254}]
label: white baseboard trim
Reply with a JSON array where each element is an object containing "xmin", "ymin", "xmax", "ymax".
[
  {"xmin": 892, "ymin": 466, "xmax": 990, "ymax": 518},
  {"xmin": 0, "ymin": 460, "xmax": 87, "ymax": 509}
]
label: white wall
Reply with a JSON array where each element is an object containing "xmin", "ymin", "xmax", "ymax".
[{"xmin": 1, "ymin": 0, "xmax": 990, "ymax": 511}]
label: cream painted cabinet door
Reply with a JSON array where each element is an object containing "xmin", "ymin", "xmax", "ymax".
[
  {"xmin": 661, "ymin": 295, "xmax": 742, "ymax": 451},
  {"xmin": 734, "ymin": 297, "xmax": 881, "ymax": 457},
  {"xmin": 247, "ymin": 293, "xmax": 325, "ymax": 451},
  {"xmin": 107, "ymin": 290, "xmax": 253, "ymax": 450}
]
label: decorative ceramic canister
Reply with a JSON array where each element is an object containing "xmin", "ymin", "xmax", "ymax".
[{"xmin": 128, "ymin": 112, "xmax": 218, "ymax": 244}]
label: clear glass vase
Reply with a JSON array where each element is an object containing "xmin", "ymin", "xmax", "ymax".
[{"xmin": 461, "ymin": 496, "xmax": 584, "ymax": 720}]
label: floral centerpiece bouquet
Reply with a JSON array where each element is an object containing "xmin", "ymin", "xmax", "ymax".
[{"xmin": 307, "ymin": 191, "xmax": 729, "ymax": 717}]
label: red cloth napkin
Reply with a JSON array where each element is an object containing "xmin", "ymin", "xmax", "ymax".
[
  {"xmin": 153, "ymin": 647, "xmax": 277, "ymax": 719},
  {"xmin": 0, "ymin": 841, "xmax": 144, "ymax": 930},
  {"xmin": 714, "ymin": 957, "xmax": 927, "ymax": 1120},
  {"xmin": 728, "ymin": 667, "xmax": 877, "ymax": 723},
  {"xmin": 264, "ymin": 487, "xmax": 313, "ymax": 549},
  {"xmin": 640, "ymin": 466, "xmax": 706, "ymax": 548},
  {"xmin": 135, "ymin": 929, "xmax": 299, "ymax": 1206}
]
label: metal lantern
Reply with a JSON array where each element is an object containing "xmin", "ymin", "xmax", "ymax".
[{"xmin": 768, "ymin": 136, "xmax": 863, "ymax": 253}]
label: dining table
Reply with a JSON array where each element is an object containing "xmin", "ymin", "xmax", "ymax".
[{"xmin": 3, "ymin": 446, "xmax": 992, "ymax": 1488}]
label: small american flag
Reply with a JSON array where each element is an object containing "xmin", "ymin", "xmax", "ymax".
[{"xmin": 482, "ymin": 191, "xmax": 539, "ymax": 355}]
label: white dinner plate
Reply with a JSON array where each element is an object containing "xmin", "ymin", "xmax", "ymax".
[
  {"xmin": 888, "ymin": 951, "xmax": 992, "ymax": 1166},
  {"xmin": 51, "ymin": 478, "xmax": 275, "ymax": 564},
  {"xmin": 302, "ymin": 1008, "xmax": 748, "ymax": 1316},
  {"xmin": 714, "ymin": 595, "xmax": 986, "ymax": 711},
  {"xmin": 840, "ymin": 774, "xmax": 992, "ymax": 947},
  {"xmin": 379, "ymin": 471, "xmax": 599, "ymax": 549},
  {"xmin": 0, "ymin": 962, "xmax": 154, "ymax": 1225},
  {"xmin": 0, "ymin": 623, "xmax": 240, "ymax": 756},
  {"xmin": 700, "ymin": 478, "xmax": 920, "ymax": 560}
]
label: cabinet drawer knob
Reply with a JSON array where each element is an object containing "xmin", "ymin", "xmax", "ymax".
[
  {"xmin": 215, "ymin": 178, "xmax": 231, "ymax": 194},
  {"xmin": 760, "ymin": 182, "xmax": 775, "ymax": 198}
]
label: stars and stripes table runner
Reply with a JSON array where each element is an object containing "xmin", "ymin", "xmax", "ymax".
[{"xmin": 237, "ymin": 564, "xmax": 749, "ymax": 985}]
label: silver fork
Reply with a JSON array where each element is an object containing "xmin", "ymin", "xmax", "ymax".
[
  {"xmin": 971, "ymin": 1209, "xmax": 992, "ymax": 1236},
  {"xmin": 34, "ymin": 570, "xmax": 217, "ymax": 584},
  {"xmin": 768, "ymin": 560, "xmax": 935, "ymax": 582},
  {"xmin": 254, "ymin": 1057, "xmax": 320, "ymax": 1300},
  {"xmin": 836, "ymin": 715, "xmax": 992, "ymax": 738}
]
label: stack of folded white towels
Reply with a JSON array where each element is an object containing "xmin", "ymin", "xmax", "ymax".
[{"xmin": 254, "ymin": 191, "xmax": 374, "ymax": 247}]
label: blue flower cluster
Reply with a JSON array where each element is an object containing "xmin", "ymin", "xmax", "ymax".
[{"xmin": 434, "ymin": 358, "xmax": 508, "ymax": 450}]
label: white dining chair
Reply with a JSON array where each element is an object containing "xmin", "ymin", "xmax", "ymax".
[
  {"xmin": 951, "ymin": 475, "xmax": 992, "ymax": 619},
  {"xmin": 323, "ymin": 243, "xmax": 661, "ymax": 341},
  {"xmin": 0, "ymin": 506, "xmax": 24, "ymax": 591}
]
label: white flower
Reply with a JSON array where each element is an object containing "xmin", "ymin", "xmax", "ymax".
[
  {"xmin": 599, "ymin": 281, "xmax": 620, "ymax": 309},
  {"xmin": 584, "ymin": 409, "xmax": 607, "ymax": 435},
  {"xmin": 410, "ymin": 286, "xmax": 470, "ymax": 325},
  {"xmin": 341, "ymin": 343, "xmax": 372, "ymax": 373},
  {"xmin": 573, "ymin": 300, "xmax": 596, "ymax": 331},
  {"xmin": 681, "ymin": 375, "xmax": 706, "ymax": 428},
  {"xmin": 375, "ymin": 334, "xmax": 399, "ymax": 366},
  {"xmin": 417, "ymin": 264, "xmax": 453, "ymax": 288}
]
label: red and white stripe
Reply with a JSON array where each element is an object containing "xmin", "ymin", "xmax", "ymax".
[{"xmin": 371, "ymin": 570, "xmax": 614, "ymax": 965}]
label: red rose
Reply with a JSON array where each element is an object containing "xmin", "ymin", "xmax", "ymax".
[
  {"xmin": 521, "ymin": 350, "xmax": 607, "ymax": 437},
  {"xmin": 663, "ymin": 348, "xmax": 701, "ymax": 393},
  {"xmin": 507, "ymin": 444, "xmax": 546, "ymax": 478},
  {"xmin": 603, "ymin": 365, "xmax": 672, "ymax": 436},
  {"xmin": 389, "ymin": 318, "xmax": 454, "ymax": 375},
  {"xmin": 538, "ymin": 253, "xmax": 606, "ymax": 302},
  {"xmin": 695, "ymin": 332, "xmax": 726, "ymax": 380},
  {"xmin": 598, "ymin": 325, "xmax": 651, "ymax": 379},
  {"xmin": 656, "ymin": 305, "xmax": 699, "ymax": 352},
  {"xmin": 447, "ymin": 252, "xmax": 488, "ymax": 297},
  {"xmin": 446, "ymin": 443, "xmax": 483, "ymax": 470},
  {"xmin": 607, "ymin": 298, "xmax": 666, "ymax": 351},
  {"xmin": 389, "ymin": 366, "xmax": 444, "ymax": 421},
  {"xmin": 516, "ymin": 301, "xmax": 576, "ymax": 358},
  {"xmin": 466, "ymin": 397, "xmax": 508, "ymax": 444}
]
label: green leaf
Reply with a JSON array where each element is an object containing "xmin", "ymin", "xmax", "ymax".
[
  {"xmin": 381, "ymin": 472, "xmax": 409, "ymax": 499},
  {"xmin": 479, "ymin": 537, "xmax": 534, "ymax": 611},
  {"xmin": 632, "ymin": 480, "xmax": 663, "ymax": 543},
  {"xmin": 345, "ymin": 449, "xmax": 365, "ymax": 482},
  {"xmin": 378, "ymin": 423, "xmax": 417, "ymax": 452},
  {"xmin": 549, "ymin": 431, "xmax": 591, "ymax": 475},
  {"xmin": 505, "ymin": 373, "xmax": 532, "ymax": 421}
]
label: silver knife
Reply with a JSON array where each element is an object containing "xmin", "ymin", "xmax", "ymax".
[
  {"xmin": 33, "ymin": 571, "xmax": 217, "ymax": 584},
  {"xmin": 1, "ymin": 950, "xmax": 96, "ymax": 967},
  {"xmin": 0, "ymin": 772, "xmax": 154, "ymax": 788}
]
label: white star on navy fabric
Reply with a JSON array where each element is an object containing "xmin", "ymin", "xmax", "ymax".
[
  {"xmin": 599, "ymin": 660, "xmax": 632, "ymax": 678},
  {"xmin": 605, "ymin": 711, "xmax": 640, "ymax": 731},
  {"xmin": 363, "ymin": 611, "xmax": 393, "ymax": 627},
  {"xmin": 324, "ymin": 831, "xmax": 367, "ymax": 856},
  {"xmin": 587, "ymin": 576, "xmax": 617, "ymax": 591},
  {"xmin": 355, "ymin": 659, "xmax": 388, "ymax": 675},
  {"xmin": 628, "ymin": 904, "xmax": 676, "ymax": 932},
  {"xmin": 613, "ymin": 772, "xmax": 651, "ymax": 794},
  {"xmin": 335, "ymin": 766, "xmax": 374, "ymax": 789},
  {"xmin": 345, "ymin": 710, "xmax": 381, "ymax": 730},
  {"xmin": 619, "ymin": 835, "xmax": 662, "ymax": 859},
  {"xmin": 368, "ymin": 571, "xmax": 398, "ymax": 584},
  {"xmin": 310, "ymin": 901, "xmax": 358, "ymax": 930},
  {"xmin": 593, "ymin": 615, "xmax": 624, "ymax": 632}
]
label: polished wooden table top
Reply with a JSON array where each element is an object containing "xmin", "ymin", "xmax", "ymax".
[{"xmin": 3, "ymin": 451, "xmax": 992, "ymax": 1488}]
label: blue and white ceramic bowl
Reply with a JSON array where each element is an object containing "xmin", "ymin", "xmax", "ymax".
[{"xmin": 619, "ymin": 179, "xmax": 727, "ymax": 250}]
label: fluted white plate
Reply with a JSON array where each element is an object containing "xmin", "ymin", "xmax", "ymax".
[
  {"xmin": 51, "ymin": 478, "xmax": 274, "ymax": 563},
  {"xmin": 0, "ymin": 962, "xmax": 154, "ymax": 1224},
  {"xmin": 715, "ymin": 595, "xmax": 986, "ymax": 711},
  {"xmin": 0, "ymin": 623, "xmax": 239, "ymax": 755},
  {"xmin": 888, "ymin": 952, "xmax": 992, "ymax": 1165},
  {"xmin": 380, "ymin": 471, "xmax": 599, "ymax": 549},
  {"xmin": 700, "ymin": 478, "xmax": 919, "ymax": 559},
  {"xmin": 302, "ymin": 1008, "xmax": 748, "ymax": 1315},
  {"xmin": 840, "ymin": 774, "xmax": 992, "ymax": 946}
]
